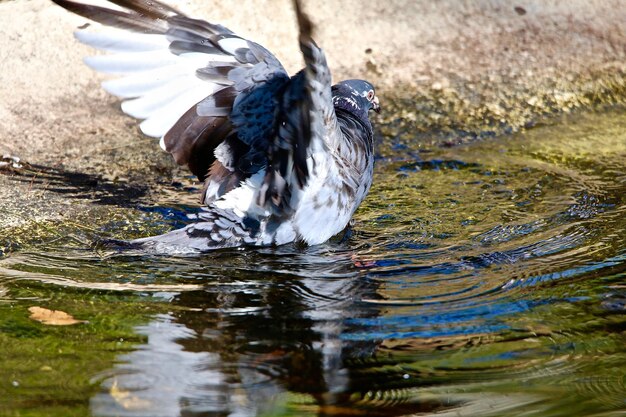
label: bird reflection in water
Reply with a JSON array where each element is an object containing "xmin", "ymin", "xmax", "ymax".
[{"xmin": 89, "ymin": 247, "xmax": 392, "ymax": 417}]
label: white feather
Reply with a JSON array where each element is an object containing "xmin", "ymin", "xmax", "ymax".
[
  {"xmin": 203, "ymin": 179, "xmax": 222, "ymax": 202},
  {"xmin": 72, "ymin": 24, "xmax": 252, "ymax": 149},
  {"xmin": 293, "ymin": 153, "xmax": 350, "ymax": 245},
  {"xmin": 139, "ymin": 111, "xmax": 182, "ymax": 138},
  {"xmin": 121, "ymin": 75, "xmax": 200, "ymax": 119},
  {"xmin": 102, "ymin": 64, "xmax": 189, "ymax": 98},
  {"xmin": 100, "ymin": 53, "xmax": 234, "ymax": 98},
  {"xmin": 74, "ymin": 30, "xmax": 169, "ymax": 53},
  {"xmin": 274, "ymin": 222, "xmax": 297, "ymax": 245},
  {"xmin": 138, "ymin": 85, "xmax": 216, "ymax": 137},
  {"xmin": 214, "ymin": 170, "xmax": 267, "ymax": 215},
  {"xmin": 217, "ymin": 37, "xmax": 249, "ymax": 55},
  {"xmin": 84, "ymin": 50, "xmax": 179, "ymax": 74}
]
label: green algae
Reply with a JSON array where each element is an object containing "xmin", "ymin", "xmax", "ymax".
[
  {"xmin": 0, "ymin": 285, "xmax": 171, "ymax": 416},
  {"xmin": 378, "ymin": 68, "xmax": 626, "ymax": 147}
]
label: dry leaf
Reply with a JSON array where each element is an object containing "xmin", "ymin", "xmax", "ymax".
[
  {"xmin": 28, "ymin": 306, "xmax": 86, "ymax": 326},
  {"xmin": 110, "ymin": 379, "xmax": 152, "ymax": 410}
]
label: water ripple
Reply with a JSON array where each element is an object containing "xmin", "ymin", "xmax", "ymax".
[{"xmin": 1, "ymin": 110, "xmax": 625, "ymax": 416}]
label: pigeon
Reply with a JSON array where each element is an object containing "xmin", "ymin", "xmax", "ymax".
[{"xmin": 51, "ymin": 0, "xmax": 381, "ymax": 253}]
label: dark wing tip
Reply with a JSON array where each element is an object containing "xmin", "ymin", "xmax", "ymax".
[
  {"xmin": 106, "ymin": 0, "xmax": 183, "ymax": 19},
  {"xmin": 50, "ymin": 0, "xmax": 168, "ymax": 33},
  {"xmin": 52, "ymin": 0, "xmax": 182, "ymax": 20},
  {"xmin": 293, "ymin": 0, "xmax": 314, "ymax": 42}
]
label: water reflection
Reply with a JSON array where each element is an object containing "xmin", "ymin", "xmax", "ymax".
[
  {"xmin": 91, "ymin": 315, "xmax": 228, "ymax": 417},
  {"xmin": 0, "ymin": 110, "xmax": 625, "ymax": 416},
  {"xmin": 86, "ymin": 248, "xmax": 387, "ymax": 416}
]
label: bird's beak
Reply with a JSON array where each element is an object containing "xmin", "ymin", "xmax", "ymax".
[{"xmin": 372, "ymin": 95, "xmax": 381, "ymax": 113}]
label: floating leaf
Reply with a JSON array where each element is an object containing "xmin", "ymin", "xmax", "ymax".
[
  {"xmin": 110, "ymin": 379, "xmax": 151, "ymax": 410},
  {"xmin": 28, "ymin": 306, "xmax": 86, "ymax": 326}
]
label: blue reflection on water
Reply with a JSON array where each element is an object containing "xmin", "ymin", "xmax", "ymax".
[
  {"xmin": 136, "ymin": 205, "xmax": 203, "ymax": 229},
  {"xmin": 343, "ymin": 299, "xmax": 540, "ymax": 341}
]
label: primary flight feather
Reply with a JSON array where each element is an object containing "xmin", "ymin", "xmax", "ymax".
[{"xmin": 51, "ymin": 0, "xmax": 381, "ymax": 253}]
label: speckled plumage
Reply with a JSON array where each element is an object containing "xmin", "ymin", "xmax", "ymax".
[{"xmin": 52, "ymin": 0, "xmax": 380, "ymax": 253}]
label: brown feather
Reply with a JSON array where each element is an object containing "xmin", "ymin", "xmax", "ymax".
[
  {"xmin": 163, "ymin": 102, "xmax": 239, "ymax": 181},
  {"xmin": 51, "ymin": 0, "xmax": 167, "ymax": 33},
  {"xmin": 106, "ymin": 0, "xmax": 181, "ymax": 20},
  {"xmin": 186, "ymin": 119, "xmax": 234, "ymax": 181},
  {"xmin": 201, "ymin": 160, "xmax": 245, "ymax": 204}
]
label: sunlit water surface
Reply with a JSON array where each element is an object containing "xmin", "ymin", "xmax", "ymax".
[{"xmin": 0, "ymin": 109, "xmax": 625, "ymax": 416}]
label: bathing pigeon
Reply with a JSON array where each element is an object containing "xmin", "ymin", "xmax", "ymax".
[{"xmin": 51, "ymin": 0, "xmax": 380, "ymax": 253}]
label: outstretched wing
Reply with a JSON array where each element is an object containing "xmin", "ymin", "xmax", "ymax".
[
  {"xmin": 293, "ymin": 0, "xmax": 340, "ymax": 148},
  {"xmin": 257, "ymin": 0, "xmax": 342, "ymax": 212},
  {"xmin": 54, "ymin": 0, "xmax": 343, "ymax": 220},
  {"xmin": 52, "ymin": 0, "xmax": 289, "ymax": 198}
]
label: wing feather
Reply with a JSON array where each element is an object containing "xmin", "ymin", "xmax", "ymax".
[
  {"xmin": 52, "ymin": 0, "xmax": 168, "ymax": 33},
  {"xmin": 54, "ymin": 0, "xmax": 342, "ymax": 212},
  {"xmin": 121, "ymin": 75, "xmax": 204, "ymax": 119},
  {"xmin": 293, "ymin": 0, "xmax": 340, "ymax": 148},
  {"xmin": 138, "ymin": 85, "xmax": 217, "ymax": 137},
  {"xmin": 54, "ymin": 0, "xmax": 289, "ymax": 190},
  {"xmin": 83, "ymin": 50, "xmax": 179, "ymax": 74},
  {"xmin": 74, "ymin": 30, "xmax": 168, "ymax": 53},
  {"xmin": 101, "ymin": 64, "xmax": 190, "ymax": 98},
  {"xmin": 257, "ymin": 1, "xmax": 339, "ymax": 210}
]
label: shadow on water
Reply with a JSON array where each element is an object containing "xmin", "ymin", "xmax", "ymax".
[{"xmin": 0, "ymin": 109, "xmax": 625, "ymax": 416}]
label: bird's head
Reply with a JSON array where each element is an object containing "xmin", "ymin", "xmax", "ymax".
[{"xmin": 332, "ymin": 79, "xmax": 380, "ymax": 119}]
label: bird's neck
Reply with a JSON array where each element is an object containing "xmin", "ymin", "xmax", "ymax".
[
  {"xmin": 334, "ymin": 105, "xmax": 372, "ymax": 134},
  {"xmin": 333, "ymin": 98, "xmax": 371, "ymax": 129}
]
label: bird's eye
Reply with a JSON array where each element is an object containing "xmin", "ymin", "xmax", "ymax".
[{"xmin": 366, "ymin": 90, "xmax": 375, "ymax": 101}]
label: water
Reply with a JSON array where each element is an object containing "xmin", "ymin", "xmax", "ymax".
[{"xmin": 0, "ymin": 109, "xmax": 625, "ymax": 416}]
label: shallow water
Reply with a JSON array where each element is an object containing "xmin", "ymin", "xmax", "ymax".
[{"xmin": 0, "ymin": 109, "xmax": 625, "ymax": 416}]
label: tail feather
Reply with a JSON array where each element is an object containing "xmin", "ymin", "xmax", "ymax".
[{"xmin": 128, "ymin": 208, "xmax": 258, "ymax": 254}]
